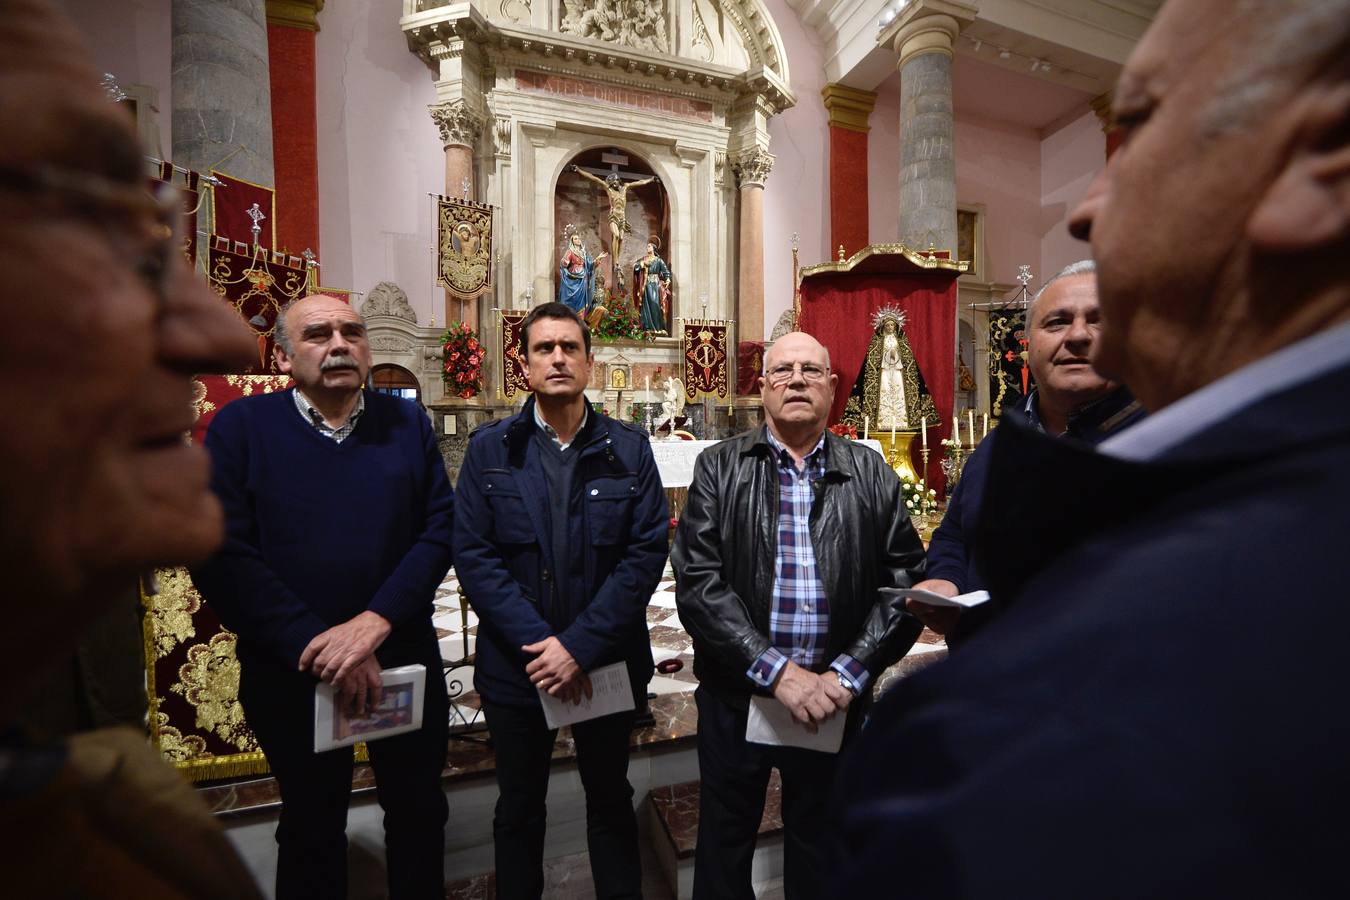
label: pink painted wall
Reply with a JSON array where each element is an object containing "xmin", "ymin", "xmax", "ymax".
[
  {"xmin": 315, "ymin": 1, "xmax": 442, "ymax": 320},
  {"xmin": 763, "ymin": 0, "xmax": 830, "ymax": 340},
  {"xmin": 55, "ymin": 0, "xmax": 172, "ymax": 157},
  {"xmin": 1040, "ymin": 109, "xmax": 1105, "ymax": 280}
]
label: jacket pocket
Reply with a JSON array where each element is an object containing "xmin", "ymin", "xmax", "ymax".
[
  {"xmin": 483, "ymin": 472, "xmax": 536, "ymax": 545},
  {"xmin": 585, "ymin": 474, "xmax": 639, "ymax": 546}
]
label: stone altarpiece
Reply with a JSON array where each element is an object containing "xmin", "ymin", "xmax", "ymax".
[{"xmin": 401, "ymin": 0, "xmax": 794, "ymax": 415}]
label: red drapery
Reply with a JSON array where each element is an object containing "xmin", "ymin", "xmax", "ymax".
[
  {"xmin": 211, "ymin": 171, "xmax": 276, "ymax": 249},
  {"xmin": 798, "ymin": 254, "xmax": 960, "ymax": 492}
]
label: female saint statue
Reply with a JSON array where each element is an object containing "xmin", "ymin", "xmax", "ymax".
[
  {"xmin": 841, "ymin": 308, "xmax": 939, "ymax": 432},
  {"xmin": 558, "ymin": 226, "xmax": 607, "ymax": 313},
  {"xmin": 632, "ymin": 238, "xmax": 671, "ymax": 334}
]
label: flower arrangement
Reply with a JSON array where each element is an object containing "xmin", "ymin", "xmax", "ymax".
[
  {"xmin": 590, "ymin": 291, "xmax": 654, "ymax": 342},
  {"xmin": 901, "ymin": 476, "xmax": 939, "ymax": 517},
  {"xmin": 829, "ymin": 422, "xmax": 859, "ymax": 439},
  {"xmin": 939, "ymin": 437, "xmax": 962, "ymax": 461},
  {"xmin": 440, "ymin": 322, "xmax": 484, "ymax": 399}
]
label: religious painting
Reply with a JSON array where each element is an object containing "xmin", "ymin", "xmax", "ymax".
[
  {"xmin": 207, "ymin": 238, "xmax": 311, "ymax": 374},
  {"xmin": 988, "ymin": 309, "xmax": 1031, "ymax": 417},
  {"xmin": 682, "ymin": 320, "xmax": 729, "ymax": 401},
  {"xmin": 437, "ymin": 196, "xmax": 494, "ymax": 300},
  {"xmin": 956, "ymin": 204, "xmax": 982, "ymax": 281},
  {"xmin": 608, "ymin": 362, "xmax": 631, "ymax": 391},
  {"xmin": 498, "ymin": 308, "xmax": 530, "ymax": 400}
]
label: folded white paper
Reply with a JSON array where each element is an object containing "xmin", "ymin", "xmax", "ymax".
[
  {"xmin": 882, "ymin": 586, "xmax": 992, "ymax": 609},
  {"xmin": 745, "ymin": 695, "xmax": 846, "ymax": 754},
  {"xmin": 314, "ymin": 664, "xmax": 426, "ymax": 752},
  {"xmin": 538, "ymin": 661, "xmax": 636, "ymax": 729}
]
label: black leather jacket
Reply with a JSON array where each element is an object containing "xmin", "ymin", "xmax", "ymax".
[{"xmin": 671, "ymin": 427, "xmax": 926, "ymax": 708}]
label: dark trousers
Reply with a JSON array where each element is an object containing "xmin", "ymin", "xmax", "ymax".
[
  {"xmin": 480, "ymin": 697, "xmax": 641, "ymax": 900},
  {"xmin": 692, "ymin": 686, "xmax": 858, "ymax": 900},
  {"xmin": 239, "ymin": 650, "xmax": 450, "ymax": 900}
]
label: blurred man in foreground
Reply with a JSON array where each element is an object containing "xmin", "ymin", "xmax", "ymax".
[
  {"xmin": 0, "ymin": 1, "xmax": 260, "ymax": 895},
  {"xmin": 834, "ymin": 0, "xmax": 1350, "ymax": 895}
]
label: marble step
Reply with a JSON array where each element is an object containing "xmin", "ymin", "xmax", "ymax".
[{"xmin": 646, "ymin": 773, "xmax": 785, "ymax": 900}]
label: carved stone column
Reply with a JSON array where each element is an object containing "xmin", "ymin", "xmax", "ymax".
[
  {"xmin": 881, "ymin": 0, "xmax": 976, "ymax": 255},
  {"xmin": 171, "ymin": 0, "xmax": 275, "ymax": 187},
  {"xmin": 430, "ymin": 99, "xmax": 484, "ymax": 329},
  {"xmin": 733, "ymin": 148, "xmax": 774, "ymax": 344}
]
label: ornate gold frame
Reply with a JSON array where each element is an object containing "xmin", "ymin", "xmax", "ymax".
[{"xmin": 798, "ymin": 243, "xmax": 968, "ymax": 281}]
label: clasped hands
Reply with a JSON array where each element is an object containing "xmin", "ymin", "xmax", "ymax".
[
  {"xmin": 771, "ymin": 661, "xmax": 853, "ymax": 734},
  {"xmin": 523, "ymin": 636, "xmax": 593, "ymax": 706},
  {"xmin": 298, "ymin": 610, "xmax": 392, "ymax": 718}
]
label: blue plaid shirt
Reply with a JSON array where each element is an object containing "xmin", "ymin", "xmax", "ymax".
[
  {"xmin": 293, "ymin": 388, "xmax": 365, "ymax": 443},
  {"xmin": 745, "ymin": 429, "xmax": 869, "ymax": 695}
]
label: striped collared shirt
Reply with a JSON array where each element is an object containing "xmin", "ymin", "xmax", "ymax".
[
  {"xmin": 746, "ymin": 429, "xmax": 869, "ymax": 695},
  {"xmin": 293, "ymin": 388, "xmax": 365, "ymax": 443},
  {"xmin": 533, "ymin": 399, "xmax": 589, "ymax": 451}
]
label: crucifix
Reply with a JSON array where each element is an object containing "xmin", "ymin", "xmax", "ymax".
[
  {"xmin": 247, "ymin": 202, "xmax": 266, "ymax": 249},
  {"xmin": 569, "ymin": 149, "xmax": 658, "ymax": 293}
]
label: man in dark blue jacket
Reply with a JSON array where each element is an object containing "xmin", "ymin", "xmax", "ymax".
[
  {"xmin": 193, "ymin": 294, "xmax": 454, "ymax": 900},
  {"xmin": 454, "ymin": 302, "xmax": 668, "ymax": 899},
  {"xmin": 909, "ymin": 261, "xmax": 1144, "ymax": 643},
  {"xmin": 832, "ymin": 1, "xmax": 1350, "ymax": 895}
]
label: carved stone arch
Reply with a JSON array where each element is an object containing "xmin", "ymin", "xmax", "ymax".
[
  {"xmin": 361, "ymin": 281, "xmax": 418, "ymax": 324},
  {"xmin": 550, "ymin": 141, "xmax": 684, "ymax": 266},
  {"xmin": 723, "ymin": 0, "xmax": 790, "ymax": 82}
]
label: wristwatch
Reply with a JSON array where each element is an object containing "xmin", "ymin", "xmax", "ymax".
[{"xmin": 836, "ymin": 672, "xmax": 851, "ymax": 692}]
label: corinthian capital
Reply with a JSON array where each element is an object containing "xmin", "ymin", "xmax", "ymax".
[
  {"xmin": 429, "ymin": 100, "xmax": 484, "ymax": 148},
  {"xmin": 732, "ymin": 148, "xmax": 774, "ymax": 187}
]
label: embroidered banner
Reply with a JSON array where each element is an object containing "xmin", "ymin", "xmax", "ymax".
[
  {"xmin": 437, "ymin": 196, "xmax": 493, "ymax": 299},
  {"xmin": 498, "ymin": 308, "xmax": 530, "ymax": 400},
  {"xmin": 988, "ymin": 309, "xmax": 1030, "ymax": 418},
  {"xmin": 207, "ymin": 237, "xmax": 311, "ymax": 374},
  {"xmin": 151, "ymin": 160, "xmax": 200, "ymax": 264},
  {"xmin": 211, "ymin": 170, "xmax": 276, "ymax": 249},
  {"xmin": 147, "ymin": 375, "xmax": 290, "ymax": 781},
  {"xmin": 736, "ymin": 340, "xmax": 764, "ymax": 397},
  {"xmin": 681, "ymin": 320, "xmax": 730, "ymax": 402}
]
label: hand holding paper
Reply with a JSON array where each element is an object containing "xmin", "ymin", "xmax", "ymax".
[{"xmin": 882, "ymin": 586, "xmax": 991, "ymax": 609}]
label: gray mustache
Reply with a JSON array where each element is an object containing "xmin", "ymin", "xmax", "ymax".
[{"xmin": 321, "ymin": 356, "xmax": 359, "ymax": 371}]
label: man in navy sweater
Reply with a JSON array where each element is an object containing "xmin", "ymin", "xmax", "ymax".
[
  {"xmin": 454, "ymin": 302, "xmax": 667, "ymax": 899},
  {"xmin": 193, "ymin": 293, "xmax": 454, "ymax": 899},
  {"xmin": 907, "ymin": 261, "xmax": 1144, "ymax": 643}
]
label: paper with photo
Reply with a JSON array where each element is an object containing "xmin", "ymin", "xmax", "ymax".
[
  {"xmin": 881, "ymin": 586, "xmax": 992, "ymax": 609},
  {"xmin": 314, "ymin": 664, "xmax": 426, "ymax": 753},
  {"xmin": 746, "ymin": 696, "xmax": 846, "ymax": 754},
  {"xmin": 538, "ymin": 661, "xmax": 635, "ymax": 729}
]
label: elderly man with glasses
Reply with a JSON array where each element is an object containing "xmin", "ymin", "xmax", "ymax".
[{"xmin": 671, "ymin": 331, "xmax": 927, "ymax": 900}]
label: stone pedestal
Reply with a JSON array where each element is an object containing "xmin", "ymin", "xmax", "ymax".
[{"xmin": 428, "ymin": 397, "xmax": 517, "ymax": 485}]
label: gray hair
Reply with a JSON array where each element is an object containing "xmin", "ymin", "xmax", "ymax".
[
  {"xmin": 1030, "ymin": 259, "xmax": 1096, "ymax": 311},
  {"xmin": 273, "ymin": 299, "xmax": 298, "ymax": 355},
  {"xmin": 1200, "ymin": 0, "xmax": 1350, "ymax": 136}
]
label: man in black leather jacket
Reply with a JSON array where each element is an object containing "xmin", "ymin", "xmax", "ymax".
[{"xmin": 672, "ymin": 331, "xmax": 925, "ymax": 900}]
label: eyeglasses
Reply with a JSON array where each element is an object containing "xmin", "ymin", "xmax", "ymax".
[
  {"xmin": 0, "ymin": 163, "xmax": 180, "ymax": 309},
  {"xmin": 765, "ymin": 362, "xmax": 829, "ymax": 386}
]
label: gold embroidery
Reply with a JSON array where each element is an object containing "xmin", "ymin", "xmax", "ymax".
[
  {"xmin": 172, "ymin": 632, "xmax": 257, "ymax": 753},
  {"xmin": 153, "ymin": 711, "xmax": 211, "ymax": 762},
  {"xmin": 149, "ymin": 567, "xmax": 200, "ymax": 660},
  {"xmin": 223, "ymin": 373, "xmax": 293, "ymax": 396}
]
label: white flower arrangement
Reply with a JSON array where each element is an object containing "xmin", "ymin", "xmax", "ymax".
[{"xmin": 900, "ymin": 476, "xmax": 939, "ymax": 517}]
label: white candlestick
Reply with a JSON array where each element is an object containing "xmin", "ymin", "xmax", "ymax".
[
  {"xmin": 968, "ymin": 410, "xmax": 975, "ymax": 447},
  {"xmin": 983, "ymin": 413, "xmax": 989, "ymax": 438},
  {"xmin": 921, "ymin": 418, "xmax": 927, "ymax": 448},
  {"xmin": 863, "ymin": 416, "xmax": 869, "ymax": 440},
  {"xmin": 645, "ymin": 375, "xmax": 650, "ymax": 403},
  {"xmin": 952, "ymin": 415, "xmax": 960, "ymax": 445}
]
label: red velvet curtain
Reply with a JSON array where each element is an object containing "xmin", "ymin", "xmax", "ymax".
[
  {"xmin": 212, "ymin": 171, "xmax": 277, "ymax": 249},
  {"xmin": 798, "ymin": 268, "xmax": 958, "ymax": 492}
]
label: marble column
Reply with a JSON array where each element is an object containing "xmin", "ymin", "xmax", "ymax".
[
  {"xmin": 430, "ymin": 100, "xmax": 484, "ymax": 330},
  {"xmin": 171, "ymin": 0, "xmax": 275, "ymax": 187},
  {"xmin": 885, "ymin": 2, "xmax": 975, "ymax": 255},
  {"xmin": 733, "ymin": 148, "xmax": 774, "ymax": 344}
]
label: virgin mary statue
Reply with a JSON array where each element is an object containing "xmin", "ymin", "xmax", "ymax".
[
  {"xmin": 558, "ymin": 225, "xmax": 607, "ymax": 313},
  {"xmin": 841, "ymin": 308, "xmax": 938, "ymax": 431}
]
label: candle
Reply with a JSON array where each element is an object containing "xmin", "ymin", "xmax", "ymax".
[
  {"xmin": 968, "ymin": 410, "xmax": 975, "ymax": 447},
  {"xmin": 952, "ymin": 415, "xmax": 960, "ymax": 445},
  {"xmin": 645, "ymin": 375, "xmax": 650, "ymax": 402},
  {"xmin": 890, "ymin": 418, "xmax": 897, "ymax": 446},
  {"xmin": 920, "ymin": 417, "xmax": 927, "ymax": 448},
  {"xmin": 983, "ymin": 413, "xmax": 989, "ymax": 438},
  {"xmin": 863, "ymin": 416, "xmax": 869, "ymax": 440}
]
